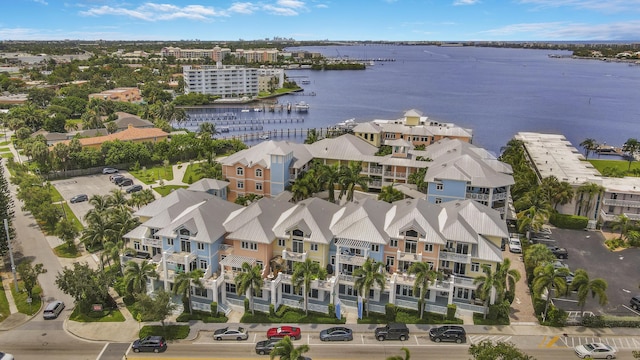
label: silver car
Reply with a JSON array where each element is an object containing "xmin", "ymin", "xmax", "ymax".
[
  {"xmin": 213, "ymin": 326, "xmax": 249, "ymax": 341},
  {"xmin": 574, "ymin": 342, "xmax": 616, "ymax": 359},
  {"xmin": 320, "ymin": 326, "xmax": 353, "ymax": 341}
]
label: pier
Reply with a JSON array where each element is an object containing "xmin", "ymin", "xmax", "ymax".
[{"xmin": 219, "ymin": 127, "xmax": 351, "ymax": 142}]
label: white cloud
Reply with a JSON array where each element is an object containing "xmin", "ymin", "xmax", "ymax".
[
  {"xmin": 229, "ymin": 2, "xmax": 259, "ymax": 14},
  {"xmin": 263, "ymin": 4, "xmax": 299, "ymax": 15},
  {"xmin": 33, "ymin": 0, "xmax": 48, "ymax": 5},
  {"xmin": 80, "ymin": 2, "xmax": 227, "ymax": 21},
  {"xmin": 482, "ymin": 20, "xmax": 640, "ymax": 40},
  {"xmin": 277, "ymin": 0, "xmax": 306, "ymax": 8},
  {"xmin": 315, "ymin": 4, "xmax": 328, "ymax": 8},
  {"xmin": 518, "ymin": 0, "xmax": 640, "ymax": 13},
  {"xmin": 453, "ymin": 0, "xmax": 480, "ymax": 5}
]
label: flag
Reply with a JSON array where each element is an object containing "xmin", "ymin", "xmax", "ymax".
[
  {"xmin": 335, "ymin": 298, "xmax": 341, "ymax": 320},
  {"xmin": 357, "ymin": 295, "xmax": 363, "ymax": 319}
]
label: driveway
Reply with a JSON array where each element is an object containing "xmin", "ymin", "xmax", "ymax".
[
  {"xmin": 504, "ymin": 246, "xmax": 538, "ymax": 323},
  {"xmin": 546, "ymin": 228, "xmax": 640, "ymax": 316}
]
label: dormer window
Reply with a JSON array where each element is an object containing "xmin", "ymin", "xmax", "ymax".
[
  {"xmin": 236, "ymin": 167, "xmax": 244, "ymax": 176},
  {"xmin": 406, "ymin": 230, "xmax": 418, "ymax": 238},
  {"xmin": 292, "ymin": 229, "xmax": 304, "ymax": 238},
  {"xmin": 179, "ymin": 228, "xmax": 190, "ymax": 236}
]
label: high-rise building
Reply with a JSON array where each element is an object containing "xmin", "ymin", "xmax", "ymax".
[{"xmin": 183, "ymin": 63, "xmax": 259, "ymax": 98}]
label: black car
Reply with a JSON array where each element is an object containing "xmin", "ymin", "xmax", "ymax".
[
  {"xmin": 547, "ymin": 245, "xmax": 568, "ymax": 259},
  {"xmin": 131, "ymin": 336, "xmax": 167, "ymax": 353},
  {"xmin": 126, "ymin": 184, "xmax": 143, "ymax": 193},
  {"xmin": 70, "ymin": 194, "xmax": 88, "ymax": 203},
  {"xmin": 117, "ymin": 178, "xmax": 133, "ymax": 187},
  {"xmin": 255, "ymin": 339, "xmax": 279, "ymax": 355},
  {"xmin": 110, "ymin": 174, "xmax": 124, "ymax": 182},
  {"xmin": 375, "ymin": 323, "xmax": 409, "ymax": 341},
  {"xmin": 631, "ymin": 295, "xmax": 640, "ymax": 310},
  {"xmin": 429, "ymin": 325, "xmax": 466, "ymax": 343}
]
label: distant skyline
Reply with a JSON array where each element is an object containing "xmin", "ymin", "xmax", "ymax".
[{"xmin": 2, "ymin": 0, "xmax": 640, "ymax": 42}]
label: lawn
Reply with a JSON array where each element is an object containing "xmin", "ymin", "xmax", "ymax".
[
  {"xmin": 61, "ymin": 202, "xmax": 84, "ymax": 232},
  {"xmin": 70, "ymin": 307, "xmax": 125, "ymax": 322},
  {"xmin": 588, "ymin": 159, "xmax": 640, "ymax": 175},
  {"xmin": 1, "ymin": 152, "xmax": 14, "ymax": 159},
  {"xmin": 0, "ymin": 141, "xmax": 10, "ymax": 146},
  {"xmin": 53, "ymin": 243, "xmax": 81, "ymax": 258},
  {"xmin": 11, "ymin": 282, "xmax": 43, "ymax": 316},
  {"xmin": 129, "ymin": 164, "xmax": 174, "ymax": 185},
  {"xmin": 473, "ymin": 313, "xmax": 510, "ymax": 325},
  {"xmin": 176, "ymin": 310, "xmax": 228, "ymax": 323},
  {"xmin": 153, "ymin": 185, "xmax": 188, "ymax": 197},
  {"xmin": 182, "ymin": 163, "xmax": 204, "ymax": 184},
  {"xmin": 48, "ymin": 185, "xmax": 64, "ymax": 202},
  {"xmin": 240, "ymin": 306, "xmax": 346, "ymax": 324},
  {"xmin": 0, "ymin": 147, "xmax": 9, "ymax": 152},
  {"xmin": 357, "ymin": 308, "xmax": 463, "ymax": 325},
  {"xmin": 0, "ymin": 283, "xmax": 10, "ymax": 321},
  {"xmin": 139, "ymin": 325, "xmax": 190, "ymax": 340}
]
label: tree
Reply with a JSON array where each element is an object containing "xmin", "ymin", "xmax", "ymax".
[
  {"xmin": 386, "ymin": 347, "xmax": 410, "ymax": 360},
  {"xmin": 532, "ymin": 263, "xmax": 569, "ymax": 322},
  {"xmin": 194, "ymin": 161, "xmax": 223, "ymax": 180},
  {"xmin": 319, "ymin": 162, "xmax": 341, "ymax": 203},
  {"xmin": 407, "ymin": 262, "xmax": 437, "ymax": 319},
  {"xmin": 305, "ymin": 128, "xmax": 319, "ymax": 144},
  {"xmin": 622, "ymin": 138, "xmax": 640, "ymax": 170},
  {"xmin": 574, "ymin": 182, "xmax": 605, "ymax": 219},
  {"xmin": 269, "ymin": 335, "xmax": 310, "ymax": 360},
  {"xmin": 234, "ymin": 262, "xmax": 264, "ymax": 315},
  {"xmin": 0, "ymin": 159, "xmax": 15, "ymax": 254},
  {"xmin": 495, "ymin": 258, "xmax": 521, "ymax": 304},
  {"xmin": 17, "ymin": 260, "xmax": 47, "ymax": 298},
  {"xmin": 128, "ymin": 189, "xmax": 156, "ymax": 209},
  {"xmin": 353, "ymin": 258, "xmax": 386, "ymax": 317},
  {"xmin": 339, "ymin": 161, "xmax": 371, "ymax": 202},
  {"xmin": 523, "ymin": 244, "xmax": 555, "ymax": 280},
  {"xmin": 135, "ymin": 288, "xmax": 177, "ymax": 328},
  {"xmin": 571, "ymin": 269, "xmax": 608, "ymax": 316},
  {"xmin": 55, "ymin": 262, "xmax": 113, "ymax": 312},
  {"xmin": 611, "ymin": 214, "xmax": 633, "ymax": 241},
  {"xmin": 474, "ymin": 264, "xmax": 498, "ymax": 319},
  {"xmin": 378, "ymin": 184, "xmax": 404, "ymax": 203},
  {"xmin": 579, "ymin": 138, "xmax": 598, "ymax": 160},
  {"xmin": 198, "ymin": 122, "xmax": 220, "ymax": 138},
  {"xmin": 291, "ymin": 172, "xmax": 317, "ymax": 202},
  {"xmin": 55, "ymin": 218, "xmax": 79, "ymax": 249},
  {"xmin": 469, "ymin": 340, "xmax": 536, "ymax": 360},
  {"xmin": 124, "ymin": 260, "xmax": 158, "ymax": 296},
  {"xmin": 173, "ymin": 269, "xmax": 205, "ymax": 314},
  {"xmin": 291, "ymin": 258, "xmax": 325, "ymax": 315}
]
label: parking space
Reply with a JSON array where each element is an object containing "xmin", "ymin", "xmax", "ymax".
[
  {"xmin": 560, "ymin": 335, "xmax": 640, "ymax": 350},
  {"xmin": 543, "ymin": 228, "xmax": 640, "ymax": 316},
  {"xmin": 51, "ymin": 170, "xmax": 144, "ymax": 225}
]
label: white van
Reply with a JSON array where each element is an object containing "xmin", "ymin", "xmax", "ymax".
[{"xmin": 43, "ymin": 300, "xmax": 65, "ymax": 319}]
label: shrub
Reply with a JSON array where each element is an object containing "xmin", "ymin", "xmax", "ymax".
[
  {"xmin": 270, "ymin": 303, "xmax": 276, "ymax": 317},
  {"xmin": 244, "ymin": 298, "xmax": 250, "ymax": 312},
  {"xmin": 446, "ymin": 304, "xmax": 457, "ymax": 320},
  {"xmin": 328, "ymin": 303, "xmax": 335, "ymax": 317},
  {"xmin": 210, "ymin": 302, "xmax": 217, "ymax": 316},
  {"xmin": 582, "ymin": 314, "xmax": 640, "ymax": 328},
  {"xmin": 549, "ymin": 213, "xmax": 588, "ymax": 229},
  {"xmin": 385, "ymin": 303, "xmax": 396, "ymax": 322}
]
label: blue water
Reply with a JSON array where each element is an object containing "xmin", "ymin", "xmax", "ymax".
[{"xmin": 189, "ymin": 45, "xmax": 640, "ymax": 155}]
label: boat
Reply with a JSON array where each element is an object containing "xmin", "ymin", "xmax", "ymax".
[
  {"xmin": 334, "ymin": 118, "xmax": 356, "ymax": 129},
  {"xmin": 259, "ymin": 134, "xmax": 270, "ymax": 140},
  {"xmin": 295, "ymin": 101, "xmax": 310, "ymax": 112},
  {"xmin": 241, "ymin": 109, "xmax": 250, "ymax": 113},
  {"xmin": 253, "ymin": 108, "xmax": 262, "ymax": 112},
  {"xmin": 368, "ymin": 60, "xmax": 375, "ymax": 66},
  {"xmin": 301, "ymin": 79, "xmax": 311, "ymax": 84}
]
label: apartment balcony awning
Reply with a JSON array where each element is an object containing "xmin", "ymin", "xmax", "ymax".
[
  {"xmin": 220, "ymin": 255, "xmax": 257, "ymax": 269},
  {"xmin": 334, "ymin": 238, "xmax": 371, "ymax": 249}
]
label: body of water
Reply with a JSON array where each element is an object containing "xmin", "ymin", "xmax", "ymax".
[{"xmin": 188, "ymin": 45, "xmax": 640, "ymax": 155}]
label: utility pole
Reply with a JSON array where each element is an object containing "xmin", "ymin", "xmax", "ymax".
[{"xmin": 4, "ymin": 218, "xmax": 18, "ymax": 292}]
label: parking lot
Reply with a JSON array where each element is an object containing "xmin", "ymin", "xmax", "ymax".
[
  {"xmin": 542, "ymin": 228, "xmax": 640, "ymax": 317},
  {"xmin": 51, "ymin": 170, "xmax": 145, "ymax": 225}
]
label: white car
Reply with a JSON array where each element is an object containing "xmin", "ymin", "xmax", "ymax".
[
  {"xmin": 574, "ymin": 343, "xmax": 616, "ymax": 359},
  {"xmin": 0, "ymin": 352, "xmax": 15, "ymax": 360},
  {"xmin": 508, "ymin": 238, "xmax": 522, "ymax": 253}
]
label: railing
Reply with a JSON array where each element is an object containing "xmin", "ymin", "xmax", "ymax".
[
  {"xmin": 254, "ymin": 302, "xmax": 271, "ymax": 313},
  {"xmin": 397, "ymin": 251, "xmax": 422, "ymax": 263},
  {"xmin": 424, "ymin": 303, "xmax": 448, "ymax": 315},
  {"xmin": 370, "ymin": 180, "xmax": 382, "ymax": 187},
  {"xmin": 369, "ymin": 167, "xmax": 383, "ymax": 174},
  {"xmin": 368, "ymin": 303, "xmax": 386, "ymax": 314},
  {"xmin": 219, "ymin": 244, "xmax": 234, "ymax": 255},
  {"xmin": 142, "ymin": 237, "xmax": 162, "ymax": 247},
  {"xmin": 432, "ymin": 280, "xmax": 452, "ymax": 290},
  {"xmin": 338, "ymin": 254, "xmax": 367, "ymax": 266},
  {"xmin": 453, "ymin": 301, "xmax": 485, "ymax": 314},
  {"xmin": 492, "ymin": 192, "xmax": 508, "ymax": 201},
  {"xmin": 308, "ymin": 302, "xmax": 329, "ymax": 314},
  {"xmin": 453, "ymin": 276, "xmax": 476, "ymax": 287},
  {"xmin": 282, "ymin": 297, "xmax": 303, "ymax": 309},
  {"xmin": 283, "ymin": 249, "xmax": 307, "ymax": 262},
  {"xmin": 439, "ymin": 251, "xmax": 471, "ymax": 264},
  {"xmin": 339, "ymin": 274, "xmax": 355, "ymax": 283},
  {"xmin": 466, "ymin": 193, "xmax": 489, "ymax": 201},
  {"xmin": 602, "ymin": 198, "xmax": 640, "ymax": 208},
  {"xmin": 396, "ymin": 298, "xmax": 418, "ymax": 311},
  {"xmin": 218, "ymin": 302, "xmax": 232, "ymax": 316},
  {"xmin": 226, "ymin": 297, "xmax": 245, "ymax": 307}
]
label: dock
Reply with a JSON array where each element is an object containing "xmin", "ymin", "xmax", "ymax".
[{"xmin": 219, "ymin": 127, "xmax": 351, "ymax": 142}]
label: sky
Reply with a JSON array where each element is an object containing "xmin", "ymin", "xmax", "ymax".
[{"xmin": 1, "ymin": 0, "xmax": 640, "ymax": 41}]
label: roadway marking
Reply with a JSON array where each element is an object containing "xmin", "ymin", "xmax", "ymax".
[
  {"xmin": 545, "ymin": 336, "xmax": 560, "ymax": 348},
  {"xmin": 468, "ymin": 335, "xmax": 512, "ymax": 344},
  {"xmin": 560, "ymin": 336, "xmax": 640, "ymax": 349}
]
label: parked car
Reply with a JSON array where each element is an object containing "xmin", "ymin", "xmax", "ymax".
[
  {"xmin": 118, "ymin": 178, "xmax": 133, "ymax": 187},
  {"xmin": 110, "ymin": 174, "xmax": 124, "ymax": 182},
  {"xmin": 0, "ymin": 351, "xmax": 15, "ymax": 360},
  {"xmin": 126, "ymin": 184, "xmax": 143, "ymax": 193},
  {"xmin": 114, "ymin": 176, "xmax": 129, "ymax": 185},
  {"xmin": 574, "ymin": 342, "xmax": 616, "ymax": 359},
  {"xmin": 375, "ymin": 323, "xmax": 409, "ymax": 341},
  {"xmin": 131, "ymin": 336, "xmax": 167, "ymax": 353},
  {"xmin": 69, "ymin": 194, "xmax": 88, "ymax": 203},
  {"xmin": 213, "ymin": 326, "xmax": 249, "ymax": 341},
  {"xmin": 429, "ymin": 325, "xmax": 466, "ymax": 343},
  {"xmin": 319, "ymin": 326, "xmax": 353, "ymax": 341},
  {"xmin": 43, "ymin": 300, "xmax": 65, "ymax": 319},
  {"xmin": 630, "ymin": 295, "xmax": 640, "ymax": 310},
  {"xmin": 102, "ymin": 167, "xmax": 118, "ymax": 174},
  {"xmin": 508, "ymin": 238, "xmax": 522, "ymax": 253},
  {"xmin": 563, "ymin": 272, "xmax": 575, "ymax": 286},
  {"xmin": 547, "ymin": 245, "xmax": 569, "ymax": 259},
  {"xmin": 255, "ymin": 339, "xmax": 279, "ymax": 355},
  {"xmin": 267, "ymin": 326, "xmax": 301, "ymax": 340},
  {"xmin": 552, "ymin": 260, "xmax": 569, "ymax": 269}
]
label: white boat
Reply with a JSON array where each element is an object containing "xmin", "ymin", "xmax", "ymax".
[
  {"xmin": 259, "ymin": 134, "xmax": 270, "ymax": 140},
  {"xmin": 241, "ymin": 109, "xmax": 250, "ymax": 113},
  {"xmin": 254, "ymin": 108, "xmax": 262, "ymax": 112},
  {"xmin": 295, "ymin": 101, "xmax": 310, "ymax": 112},
  {"xmin": 301, "ymin": 79, "xmax": 311, "ymax": 84}
]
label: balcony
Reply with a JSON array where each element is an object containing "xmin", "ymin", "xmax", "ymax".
[
  {"xmin": 396, "ymin": 251, "xmax": 422, "ymax": 263},
  {"xmin": 466, "ymin": 193, "xmax": 489, "ymax": 201},
  {"xmin": 439, "ymin": 251, "xmax": 471, "ymax": 264},
  {"xmin": 602, "ymin": 198, "xmax": 640, "ymax": 208},
  {"xmin": 492, "ymin": 192, "xmax": 508, "ymax": 201},
  {"xmin": 368, "ymin": 167, "xmax": 383, "ymax": 174},
  {"xmin": 142, "ymin": 237, "xmax": 162, "ymax": 247},
  {"xmin": 453, "ymin": 276, "xmax": 476, "ymax": 288},
  {"xmin": 166, "ymin": 250, "xmax": 197, "ymax": 265},
  {"xmin": 338, "ymin": 254, "xmax": 367, "ymax": 266},
  {"xmin": 219, "ymin": 244, "xmax": 234, "ymax": 256},
  {"xmin": 283, "ymin": 249, "xmax": 307, "ymax": 262}
]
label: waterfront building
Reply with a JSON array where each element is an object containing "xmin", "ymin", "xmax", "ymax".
[
  {"xmin": 257, "ymin": 68, "xmax": 285, "ymax": 92},
  {"xmin": 183, "ymin": 63, "xmax": 259, "ymax": 98},
  {"xmin": 55, "ymin": 124, "xmax": 168, "ymax": 150},
  {"xmin": 88, "ymin": 87, "xmax": 142, "ymax": 103}
]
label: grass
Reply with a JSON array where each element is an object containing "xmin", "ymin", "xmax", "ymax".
[
  {"xmin": 69, "ymin": 307, "xmax": 125, "ymax": 322},
  {"xmin": 11, "ymin": 282, "xmax": 43, "ymax": 316},
  {"xmin": 1, "ymin": 152, "xmax": 14, "ymax": 159},
  {"xmin": 0, "ymin": 282, "xmax": 10, "ymax": 321},
  {"xmin": 48, "ymin": 185, "xmax": 63, "ymax": 202},
  {"xmin": 181, "ymin": 163, "xmax": 204, "ymax": 184},
  {"xmin": 0, "ymin": 147, "xmax": 9, "ymax": 152},
  {"xmin": 129, "ymin": 164, "xmax": 174, "ymax": 185},
  {"xmin": 588, "ymin": 159, "xmax": 640, "ymax": 175},
  {"xmin": 139, "ymin": 325, "xmax": 190, "ymax": 340},
  {"xmin": 53, "ymin": 243, "xmax": 81, "ymax": 258},
  {"xmin": 153, "ymin": 185, "xmax": 188, "ymax": 197},
  {"xmin": 473, "ymin": 313, "xmax": 510, "ymax": 325},
  {"xmin": 240, "ymin": 306, "xmax": 346, "ymax": 324},
  {"xmin": 357, "ymin": 308, "xmax": 463, "ymax": 325},
  {"xmin": 0, "ymin": 141, "xmax": 10, "ymax": 146},
  {"xmin": 176, "ymin": 310, "xmax": 228, "ymax": 323},
  {"xmin": 61, "ymin": 203, "xmax": 84, "ymax": 232}
]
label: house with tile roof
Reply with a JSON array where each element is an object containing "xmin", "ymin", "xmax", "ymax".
[
  {"xmin": 88, "ymin": 87, "xmax": 142, "ymax": 103},
  {"xmin": 111, "ymin": 112, "xmax": 154, "ymax": 131},
  {"xmin": 56, "ymin": 124, "xmax": 169, "ymax": 149}
]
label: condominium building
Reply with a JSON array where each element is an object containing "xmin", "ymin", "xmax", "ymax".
[{"xmin": 183, "ymin": 63, "xmax": 259, "ymax": 98}]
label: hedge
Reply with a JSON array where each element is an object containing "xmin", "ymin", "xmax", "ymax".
[
  {"xmin": 549, "ymin": 213, "xmax": 589, "ymax": 229},
  {"xmin": 582, "ymin": 314, "xmax": 640, "ymax": 328}
]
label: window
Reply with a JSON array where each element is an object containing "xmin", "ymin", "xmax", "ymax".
[
  {"xmin": 386, "ymin": 256, "xmax": 395, "ymax": 267},
  {"xmin": 441, "ymin": 260, "xmax": 450, "ymax": 268},
  {"xmin": 199, "ymin": 259, "xmax": 207, "ymax": 269},
  {"xmin": 371, "ymin": 244, "xmax": 380, "ymax": 252},
  {"xmin": 435, "ymin": 198, "xmax": 442, "ymax": 204},
  {"xmin": 292, "ymin": 240, "xmax": 304, "ymax": 253},
  {"xmin": 310, "ymin": 243, "xmax": 318, "ymax": 251},
  {"xmin": 193, "ymin": 287, "xmax": 207, "ymax": 297},
  {"xmin": 256, "ymin": 182, "xmax": 263, "ymax": 191},
  {"xmin": 255, "ymin": 168, "xmax": 263, "ymax": 177},
  {"xmin": 225, "ymin": 283, "xmax": 236, "ymax": 294},
  {"xmin": 241, "ymin": 241, "xmax": 257, "ymax": 251},
  {"xmin": 134, "ymin": 242, "xmax": 140, "ymax": 250},
  {"xmin": 471, "ymin": 262, "xmax": 480, "ymax": 272},
  {"xmin": 167, "ymin": 238, "xmax": 174, "ymax": 246},
  {"xmin": 236, "ymin": 167, "xmax": 244, "ymax": 176},
  {"xmin": 278, "ymin": 239, "xmax": 286, "ymax": 247},
  {"xmin": 389, "ymin": 239, "xmax": 398, "ymax": 248},
  {"xmin": 197, "ymin": 243, "xmax": 205, "ymax": 250},
  {"xmin": 436, "ymin": 183, "xmax": 444, "ymax": 190},
  {"xmin": 237, "ymin": 181, "xmax": 244, "ymax": 189},
  {"xmin": 257, "ymin": 261, "xmax": 264, "ymax": 269},
  {"xmin": 424, "ymin": 244, "xmax": 433, "ymax": 252}
]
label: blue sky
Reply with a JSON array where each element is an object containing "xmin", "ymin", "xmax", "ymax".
[{"xmin": 1, "ymin": 0, "xmax": 640, "ymax": 41}]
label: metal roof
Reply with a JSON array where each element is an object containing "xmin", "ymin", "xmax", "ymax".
[
  {"xmin": 224, "ymin": 197, "xmax": 295, "ymax": 244},
  {"xmin": 272, "ymin": 198, "xmax": 340, "ymax": 245}
]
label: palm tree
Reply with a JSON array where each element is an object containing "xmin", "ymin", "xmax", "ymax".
[
  {"xmin": 378, "ymin": 184, "xmax": 404, "ymax": 203},
  {"xmin": 195, "ymin": 161, "xmax": 223, "ymax": 180},
  {"xmin": 532, "ymin": 263, "xmax": 570, "ymax": 322},
  {"xmin": 571, "ymin": 269, "xmax": 608, "ymax": 316},
  {"xmin": 353, "ymin": 258, "xmax": 386, "ymax": 317},
  {"xmin": 304, "ymin": 128, "xmax": 319, "ymax": 144},
  {"xmin": 291, "ymin": 172, "xmax": 317, "ymax": 202},
  {"xmin": 516, "ymin": 205, "xmax": 549, "ymax": 234},
  {"xmin": 474, "ymin": 264, "xmax": 499, "ymax": 319},
  {"xmin": 579, "ymin": 138, "xmax": 598, "ymax": 160},
  {"xmin": 574, "ymin": 183, "xmax": 605, "ymax": 218},
  {"xmin": 235, "ymin": 262, "xmax": 264, "ymax": 315},
  {"xmin": 124, "ymin": 260, "xmax": 158, "ymax": 296},
  {"xmin": 128, "ymin": 189, "xmax": 156, "ymax": 209},
  {"xmin": 269, "ymin": 336, "xmax": 310, "ymax": 360},
  {"xmin": 107, "ymin": 188, "xmax": 129, "ymax": 211},
  {"xmin": 611, "ymin": 214, "xmax": 633, "ymax": 241},
  {"xmin": 523, "ymin": 244, "xmax": 556, "ymax": 281},
  {"xmin": 495, "ymin": 258, "xmax": 521, "ymax": 303},
  {"xmin": 386, "ymin": 347, "xmax": 410, "ymax": 360},
  {"xmin": 319, "ymin": 162, "xmax": 341, "ymax": 203},
  {"xmin": 172, "ymin": 269, "xmax": 205, "ymax": 314},
  {"xmin": 80, "ymin": 213, "xmax": 114, "ymax": 249},
  {"xmin": 622, "ymin": 138, "xmax": 640, "ymax": 170},
  {"xmin": 198, "ymin": 122, "xmax": 220, "ymax": 138},
  {"xmin": 339, "ymin": 161, "xmax": 371, "ymax": 202},
  {"xmin": 291, "ymin": 258, "xmax": 325, "ymax": 315},
  {"xmin": 407, "ymin": 262, "xmax": 437, "ymax": 319},
  {"xmin": 550, "ymin": 181, "xmax": 574, "ymax": 210}
]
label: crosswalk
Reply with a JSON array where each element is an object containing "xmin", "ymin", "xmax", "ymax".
[
  {"xmin": 560, "ymin": 336, "xmax": 640, "ymax": 350},
  {"xmin": 468, "ymin": 335, "xmax": 513, "ymax": 344}
]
